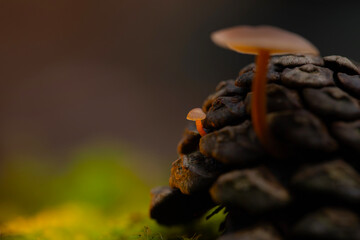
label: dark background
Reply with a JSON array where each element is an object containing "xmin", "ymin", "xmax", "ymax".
[{"xmin": 1, "ymin": 0, "xmax": 360, "ymax": 174}]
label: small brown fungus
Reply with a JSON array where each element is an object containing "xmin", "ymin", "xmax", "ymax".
[
  {"xmin": 211, "ymin": 25, "xmax": 319, "ymax": 151},
  {"xmin": 187, "ymin": 108, "xmax": 207, "ymax": 136}
]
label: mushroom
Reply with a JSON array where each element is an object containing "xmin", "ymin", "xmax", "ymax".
[
  {"xmin": 211, "ymin": 25, "xmax": 319, "ymax": 148},
  {"xmin": 187, "ymin": 108, "xmax": 207, "ymax": 136}
]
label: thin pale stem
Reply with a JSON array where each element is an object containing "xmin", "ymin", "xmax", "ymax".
[
  {"xmin": 196, "ymin": 120, "xmax": 207, "ymax": 136},
  {"xmin": 251, "ymin": 50, "xmax": 270, "ymax": 146}
]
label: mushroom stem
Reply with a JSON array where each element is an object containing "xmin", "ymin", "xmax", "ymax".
[
  {"xmin": 251, "ymin": 50, "xmax": 270, "ymax": 146},
  {"xmin": 196, "ymin": 120, "xmax": 207, "ymax": 136}
]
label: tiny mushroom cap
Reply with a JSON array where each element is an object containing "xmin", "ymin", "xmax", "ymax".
[
  {"xmin": 211, "ymin": 25, "xmax": 319, "ymax": 56},
  {"xmin": 187, "ymin": 108, "xmax": 206, "ymax": 121}
]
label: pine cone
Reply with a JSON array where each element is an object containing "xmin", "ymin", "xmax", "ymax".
[{"xmin": 150, "ymin": 54, "xmax": 360, "ymax": 240}]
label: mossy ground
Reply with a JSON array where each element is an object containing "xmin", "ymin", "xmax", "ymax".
[{"xmin": 0, "ymin": 146, "xmax": 225, "ymax": 240}]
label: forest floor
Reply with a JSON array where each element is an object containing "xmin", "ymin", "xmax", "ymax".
[{"xmin": 0, "ymin": 146, "xmax": 225, "ymax": 240}]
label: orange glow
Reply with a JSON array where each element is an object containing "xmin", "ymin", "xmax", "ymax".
[
  {"xmin": 196, "ymin": 120, "xmax": 207, "ymax": 137},
  {"xmin": 251, "ymin": 50, "xmax": 270, "ymax": 147}
]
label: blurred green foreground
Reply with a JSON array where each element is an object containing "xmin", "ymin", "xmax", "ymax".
[{"xmin": 0, "ymin": 146, "xmax": 224, "ymax": 240}]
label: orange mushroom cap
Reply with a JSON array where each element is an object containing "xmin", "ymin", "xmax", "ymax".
[
  {"xmin": 187, "ymin": 108, "xmax": 206, "ymax": 121},
  {"xmin": 211, "ymin": 25, "xmax": 319, "ymax": 56}
]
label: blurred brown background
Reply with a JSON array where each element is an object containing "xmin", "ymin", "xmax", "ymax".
[{"xmin": 1, "ymin": 0, "xmax": 360, "ymax": 171}]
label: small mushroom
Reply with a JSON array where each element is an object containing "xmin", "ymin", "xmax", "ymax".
[
  {"xmin": 211, "ymin": 25, "xmax": 319, "ymax": 149},
  {"xmin": 187, "ymin": 108, "xmax": 207, "ymax": 136}
]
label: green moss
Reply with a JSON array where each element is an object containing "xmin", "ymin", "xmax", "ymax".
[{"xmin": 0, "ymin": 145, "xmax": 225, "ymax": 240}]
